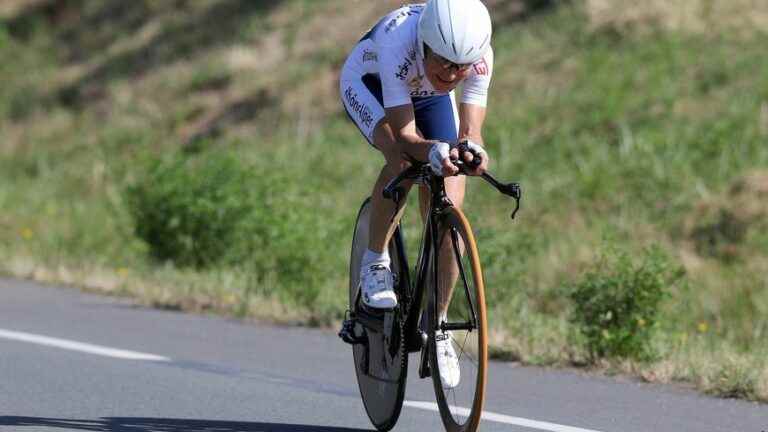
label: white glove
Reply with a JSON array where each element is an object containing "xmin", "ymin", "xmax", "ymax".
[
  {"xmin": 460, "ymin": 139, "xmax": 487, "ymax": 162},
  {"xmin": 428, "ymin": 142, "xmax": 451, "ymax": 176}
]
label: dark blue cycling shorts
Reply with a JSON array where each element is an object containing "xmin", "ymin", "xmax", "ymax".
[{"xmin": 340, "ymin": 71, "xmax": 459, "ymax": 148}]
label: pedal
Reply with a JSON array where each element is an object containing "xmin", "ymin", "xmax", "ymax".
[{"xmin": 338, "ymin": 311, "xmax": 368, "ymax": 345}]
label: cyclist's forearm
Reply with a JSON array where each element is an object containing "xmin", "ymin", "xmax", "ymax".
[
  {"xmin": 459, "ymin": 103, "xmax": 486, "ymax": 145},
  {"xmin": 397, "ymin": 131, "xmax": 436, "ymax": 162},
  {"xmin": 385, "ymin": 104, "xmax": 441, "ymax": 162}
]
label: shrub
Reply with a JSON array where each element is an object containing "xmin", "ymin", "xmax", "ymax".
[
  {"xmin": 568, "ymin": 245, "xmax": 681, "ymax": 362},
  {"xmin": 0, "ymin": 24, "xmax": 8, "ymax": 50},
  {"xmin": 125, "ymin": 151, "xmax": 257, "ymax": 268},
  {"xmin": 124, "ymin": 148, "xmax": 342, "ymax": 309}
]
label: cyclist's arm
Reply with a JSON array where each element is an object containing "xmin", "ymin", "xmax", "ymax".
[
  {"xmin": 459, "ymin": 46, "xmax": 493, "ymax": 146},
  {"xmin": 459, "ymin": 103, "xmax": 486, "ymax": 145},
  {"xmin": 386, "ymin": 104, "xmax": 460, "ymax": 175},
  {"xmin": 458, "ymin": 102, "xmax": 489, "ymax": 175},
  {"xmin": 385, "ymin": 104, "xmax": 435, "ymax": 162}
]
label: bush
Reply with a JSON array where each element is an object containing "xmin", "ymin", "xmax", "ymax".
[
  {"xmin": 124, "ymin": 148, "xmax": 342, "ymax": 308},
  {"xmin": 568, "ymin": 245, "xmax": 681, "ymax": 362},
  {"xmin": 0, "ymin": 24, "xmax": 8, "ymax": 50},
  {"xmin": 125, "ymin": 151, "xmax": 258, "ymax": 268}
]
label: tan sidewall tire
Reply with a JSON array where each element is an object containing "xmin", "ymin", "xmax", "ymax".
[{"xmin": 433, "ymin": 206, "xmax": 488, "ymax": 432}]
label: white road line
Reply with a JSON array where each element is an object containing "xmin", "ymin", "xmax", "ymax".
[
  {"xmin": 0, "ymin": 327, "xmax": 605, "ymax": 432},
  {"xmin": 404, "ymin": 400, "xmax": 607, "ymax": 432},
  {"xmin": 0, "ymin": 328, "xmax": 171, "ymax": 362}
]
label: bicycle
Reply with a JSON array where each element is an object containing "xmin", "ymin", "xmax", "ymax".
[{"xmin": 339, "ymin": 144, "xmax": 521, "ymax": 432}]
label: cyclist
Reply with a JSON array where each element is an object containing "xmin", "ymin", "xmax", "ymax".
[{"xmin": 340, "ymin": 0, "xmax": 493, "ymax": 388}]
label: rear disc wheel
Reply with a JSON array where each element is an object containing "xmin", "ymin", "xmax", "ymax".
[{"xmin": 349, "ymin": 198, "xmax": 407, "ymax": 431}]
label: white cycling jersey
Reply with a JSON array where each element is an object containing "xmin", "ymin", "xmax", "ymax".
[{"xmin": 341, "ymin": 4, "xmax": 494, "ymax": 109}]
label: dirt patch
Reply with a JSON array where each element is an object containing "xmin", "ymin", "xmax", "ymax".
[
  {"xmin": 1, "ymin": 0, "xmax": 81, "ymax": 35},
  {"xmin": 179, "ymin": 88, "xmax": 276, "ymax": 147},
  {"xmin": 585, "ymin": 0, "xmax": 768, "ymax": 37},
  {"xmin": 485, "ymin": 0, "xmax": 561, "ymax": 24},
  {"xmin": 684, "ymin": 171, "xmax": 768, "ymax": 262}
]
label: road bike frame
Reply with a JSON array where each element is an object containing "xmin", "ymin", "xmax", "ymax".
[
  {"xmin": 339, "ymin": 154, "xmax": 520, "ymax": 431},
  {"xmin": 341, "ymin": 159, "xmax": 521, "ymax": 369}
]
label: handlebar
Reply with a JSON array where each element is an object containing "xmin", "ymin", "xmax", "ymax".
[
  {"xmin": 481, "ymin": 172, "xmax": 522, "ymax": 219},
  {"xmin": 452, "ymin": 141, "xmax": 483, "ymax": 170},
  {"xmin": 382, "ymin": 158, "xmax": 522, "ymax": 220}
]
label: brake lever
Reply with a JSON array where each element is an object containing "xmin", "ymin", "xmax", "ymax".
[
  {"xmin": 481, "ymin": 173, "xmax": 522, "ymax": 219},
  {"xmin": 510, "ymin": 188, "xmax": 521, "ymax": 219},
  {"xmin": 452, "ymin": 142, "xmax": 483, "ymax": 170}
]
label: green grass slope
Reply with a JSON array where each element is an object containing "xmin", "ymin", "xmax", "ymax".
[{"xmin": 1, "ymin": 0, "xmax": 766, "ymax": 400}]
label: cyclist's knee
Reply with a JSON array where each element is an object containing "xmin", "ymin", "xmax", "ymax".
[
  {"xmin": 373, "ymin": 121, "xmax": 410, "ymax": 176},
  {"xmin": 445, "ymin": 176, "xmax": 466, "ymax": 208}
]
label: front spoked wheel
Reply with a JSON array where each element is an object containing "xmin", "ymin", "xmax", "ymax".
[{"xmin": 428, "ymin": 207, "xmax": 488, "ymax": 432}]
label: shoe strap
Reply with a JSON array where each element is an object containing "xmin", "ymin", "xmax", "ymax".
[{"xmin": 365, "ymin": 267, "xmax": 393, "ymax": 294}]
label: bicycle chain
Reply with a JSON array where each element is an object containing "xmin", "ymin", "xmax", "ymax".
[{"xmin": 398, "ymin": 308, "xmax": 407, "ymax": 372}]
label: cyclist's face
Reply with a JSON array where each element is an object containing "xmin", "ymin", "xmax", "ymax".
[{"xmin": 424, "ymin": 47, "xmax": 473, "ymax": 93}]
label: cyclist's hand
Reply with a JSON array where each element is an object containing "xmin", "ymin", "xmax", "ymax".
[
  {"xmin": 458, "ymin": 140, "xmax": 488, "ymax": 176},
  {"xmin": 429, "ymin": 142, "xmax": 459, "ymax": 176}
]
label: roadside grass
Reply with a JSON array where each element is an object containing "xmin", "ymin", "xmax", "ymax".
[{"xmin": 1, "ymin": 1, "xmax": 767, "ymax": 401}]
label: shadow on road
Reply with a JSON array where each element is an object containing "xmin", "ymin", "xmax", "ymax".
[{"xmin": 0, "ymin": 417, "xmax": 374, "ymax": 432}]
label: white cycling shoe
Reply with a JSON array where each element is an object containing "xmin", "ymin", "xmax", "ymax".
[
  {"xmin": 436, "ymin": 331, "xmax": 460, "ymax": 388},
  {"xmin": 360, "ymin": 264, "xmax": 397, "ymax": 309}
]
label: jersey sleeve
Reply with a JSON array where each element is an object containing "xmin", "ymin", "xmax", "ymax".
[
  {"xmin": 379, "ymin": 43, "xmax": 413, "ymax": 108},
  {"xmin": 461, "ymin": 47, "xmax": 494, "ymax": 107}
]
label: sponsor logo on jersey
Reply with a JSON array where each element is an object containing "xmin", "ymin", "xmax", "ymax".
[
  {"xmin": 344, "ymin": 86, "xmax": 374, "ymax": 128},
  {"xmin": 384, "ymin": 8, "xmax": 422, "ymax": 33},
  {"xmin": 395, "ymin": 58, "xmax": 413, "ymax": 81},
  {"xmin": 407, "ymin": 73, "xmax": 435, "ymax": 97},
  {"xmin": 410, "ymin": 90, "xmax": 438, "ymax": 97},
  {"xmin": 473, "ymin": 58, "xmax": 489, "ymax": 76},
  {"xmin": 362, "ymin": 49, "xmax": 378, "ymax": 63}
]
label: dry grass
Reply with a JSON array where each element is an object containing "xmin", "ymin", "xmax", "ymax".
[
  {"xmin": 1, "ymin": 253, "xmax": 311, "ymax": 326},
  {"xmin": 683, "ymin": 170, "xmax": 768, "ymax": 262},
  {"xmin": 586, "ymin": 0, "xmax": 768, "ymax": 36},
  {"xmin": 688, "ymin": 350, "xmax": 768, "ymax": 400},
  {"xmin": 0, "ymin": 0, "xmax": 46, "ymax": 19}
]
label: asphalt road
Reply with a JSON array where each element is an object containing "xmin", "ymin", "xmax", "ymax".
[{"xmin": 0, "ymin": 277, "xmax": 765, "ymax": 432}]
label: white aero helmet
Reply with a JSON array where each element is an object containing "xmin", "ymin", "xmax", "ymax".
[{"xmin": 417, "ymin": 0, "xmax": 492, "ymax": 65}]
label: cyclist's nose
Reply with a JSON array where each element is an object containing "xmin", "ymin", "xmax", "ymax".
[{"xmin": 440, "ymin": 71, "xmax": 457, "ymax": 83}]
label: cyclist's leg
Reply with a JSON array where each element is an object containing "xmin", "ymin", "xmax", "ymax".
[
  {"xmin": 368, "ymin": 121, "xmax": 414, "ymax": 254},
  {"xmin": 437, "ymin": 176, "xmax": 466, "ymax": 314},
  {"xmin": 412, "ymin": 92, "xmax": 465, "ymax": 317},
  {"xmin": 419, "ymin": 174, "xmax": 466, "ymax": 315},
  {"xmin": 340, "ymin": 71, "xmax": 413, "ymax": 283}
]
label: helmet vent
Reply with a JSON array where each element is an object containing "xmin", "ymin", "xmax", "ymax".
[
  {"xmin": 419, "ymin": 0, "xmax": 492, "ymax": 64},
  {"xmin": 437, "ymin": 23, "xmax": 448, "ymax": 44},
  {"xmin": 479, "ymin": 34, "xmax": 490, "ymax": 51},
  {"xmin": 446, "ymin": 0, "xmax": 457, "ymax": 55}
]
